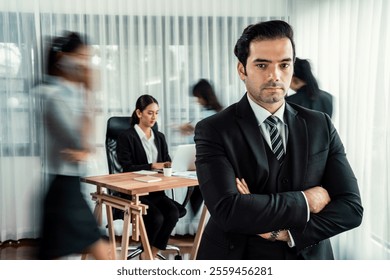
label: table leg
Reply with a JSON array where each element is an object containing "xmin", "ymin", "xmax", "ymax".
[
  {"xmin": 106, "ymin": 205, "xmax": 117, "ymax": 260},
  {"xmin": 131, "ymin": 194, "xmax": 153, "ymax": 260},
  {"xmin": 190, "ymin": 205, "xmax": 209, "ymax": 260},
  {"xmin": 120, "ymin": 208, "xmax": 131, "ymax": 260},
  {"xmin": 131, "ymin": 195, "xmax": 140, "ymax": 241},
  {"xmin": 138, "ymin": 214, "xmax": 152, "ymax": 260},
  {"xmin": 94, "ymin": 186, "xmax": 103, "ymax": 226},
  {"xmin": 81, "ymin": 189, "xmax": 102, "ymax": 260}
]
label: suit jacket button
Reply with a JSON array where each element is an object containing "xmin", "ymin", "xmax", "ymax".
[
  {"xmin": 282, "ymin": 178, "xmax": 289, "ymax": 184},
  {"xmin": 229, "ymin": 245, "xmax": 234, "ymax": 250}
]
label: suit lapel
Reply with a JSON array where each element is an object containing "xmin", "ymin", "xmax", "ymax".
[
  {"xmin": 235, "ymin": 95, "xmax": 268, "ymax": 172},
  {"xmin": 153, "ymin": 133, "xmax": 163, "ymax": 162},
  {"xmin": 131, "ymin": 127, "xmax": 150, "ymax": 164},
  {"xmin": 284, "ymin": 103, "xmax": 308, "ymax": 190},
  {"xmin": 234, "ymin": 97, "xmax": 309, "ymax": 192}
]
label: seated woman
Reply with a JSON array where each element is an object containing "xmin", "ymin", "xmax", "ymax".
[{"xmin": 116, "ymin": 94, "xmax": 180, "ymax": 260}]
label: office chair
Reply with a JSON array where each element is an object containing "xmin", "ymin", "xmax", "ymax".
[{"xmin": 105, "ymin": 116, "xmax": 193, "ymax": 260}]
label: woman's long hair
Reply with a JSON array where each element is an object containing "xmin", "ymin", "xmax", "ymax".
[
  {"xmin": 293, "ymin": 58, "xmax": 320, "ymax": 100},
  {"xmin": 46, "ymin": 32, "xmax": 87, "ymax": 76},
  {"xmin": 192, "ymin": 79, "xmax": 223, "ymax": 112},
  {"xmin": 130, "ymin": 94, "xmax": 159, "ymax": 126}
]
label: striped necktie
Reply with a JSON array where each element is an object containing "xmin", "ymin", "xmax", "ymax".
[{"xmin": 264, "ymin": 116, "xmax": 285, "ymax": 162}]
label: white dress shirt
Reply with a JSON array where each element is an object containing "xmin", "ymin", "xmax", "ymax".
[{"xmin": 134, "ymin": 124, "xmax": 158, "ymax": 164}]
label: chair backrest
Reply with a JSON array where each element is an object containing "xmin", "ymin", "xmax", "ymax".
[
  {"xmin": 105, "ymin": 116, "xmax": 132, "ymax": 174},
  {"xmin": 105, "ymin": 116, "xmax": 159, "ymax": 174}
]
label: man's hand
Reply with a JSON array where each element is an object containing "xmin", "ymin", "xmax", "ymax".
[
  {"xmin": 259, "ymin": 230, "xmax": 290, "ymax": 242},
  {"xmin": 236, "ymin": 178, "xmax": 250, "ymax": 194},
  {"xmin": 303, "ymin": 186, "xmax": 331, "ymax": 213}
]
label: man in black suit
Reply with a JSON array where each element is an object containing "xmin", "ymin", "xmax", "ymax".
[{"xmin": 194, "ymin": 20, "xmax": 363, "ymax": 260}]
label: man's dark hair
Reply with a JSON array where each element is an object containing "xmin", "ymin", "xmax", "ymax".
[{"xmin": 234, "ymin": 20, "xmax": 296, "ymax": 71}]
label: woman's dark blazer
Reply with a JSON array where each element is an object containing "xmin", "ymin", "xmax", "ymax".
[{"xmin": 116, "ymin": 126, "xmax": 171, "ymax": 172}]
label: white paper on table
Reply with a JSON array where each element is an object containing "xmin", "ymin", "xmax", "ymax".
[{"xmin": 132, "ymin": 170, "xmax": 158, "ymax": 175}]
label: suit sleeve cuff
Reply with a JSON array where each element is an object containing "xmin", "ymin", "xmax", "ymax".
[
  {"xmin": 287, "ymin": 230, "xmax": 295, "ymax": 247},
  {"xmin": 301, "ymin": 191, "xmax": 310, "ymax": 222}
]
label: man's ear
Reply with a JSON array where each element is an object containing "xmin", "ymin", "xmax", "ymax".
[{"xmin": 237, "ymin": 62, "xmax": 246, "ymax": 81}]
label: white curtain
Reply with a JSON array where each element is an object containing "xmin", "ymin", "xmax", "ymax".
[
  {"xmin": 290, "ymin": 0, "xmax": 390, "ymax": 259},
  {"xmin": 0, "ymin": 0, "xmax": 289, "ymax": 241},
  {"xmin": 1, "ymin": 0, "xmax": 389, "ymax": 260}
]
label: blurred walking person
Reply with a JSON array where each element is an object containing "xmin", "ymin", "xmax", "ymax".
[{"xmin": 35, "ymin": 32, "xmax": 111, "ymax": 260}]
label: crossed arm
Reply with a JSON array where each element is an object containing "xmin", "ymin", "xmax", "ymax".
[
  {"xmin": 235, "ymin": 178, "xmax": 331, "ymax": 243},
  {"xmin": 195, "ymin": 113, "xmax": 363, "ymax": 250}
]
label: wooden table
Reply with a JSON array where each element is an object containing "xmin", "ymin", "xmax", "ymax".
[{"xmin": 81, "ymin": 172, "xmax": 198, "ymax": 260}]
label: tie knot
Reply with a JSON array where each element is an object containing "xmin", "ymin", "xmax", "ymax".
[{"xmin": 265, "ymin": 116, "xmax": 278, "ymax": 128}]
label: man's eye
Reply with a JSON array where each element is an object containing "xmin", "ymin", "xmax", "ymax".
[
  {"xmin": 281, "ymin": 63, "xmax": 290, "ymax": 68},
  {"xmin": 256, "ymin": 64, "xmax": 266, "ymax": 69}
]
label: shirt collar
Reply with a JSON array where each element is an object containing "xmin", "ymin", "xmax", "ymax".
[
  {"xmin": 246, "ymin": 94, "xmax": 286, "ymax": 125},
  {"xmin": 134, "ymin": 124, "xmax": 155, "ymax": 141}
]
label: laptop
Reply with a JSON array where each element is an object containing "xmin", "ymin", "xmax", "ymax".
[
  {"xmin": 171, "ymin": 144, "xmax": 196, "ymax": 172},
  {"xmin": 152, "ymin": 144, "xmax": 196, "ymax": 178}
]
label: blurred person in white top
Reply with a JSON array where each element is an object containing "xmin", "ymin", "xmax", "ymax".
[{"xmin": 35, "ymin": 32, "xmax": 111, "ymax": 260}]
